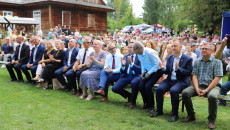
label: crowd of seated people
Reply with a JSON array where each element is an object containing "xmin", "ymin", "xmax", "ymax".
[{"xmin": 1, "ymin": 26, "xmax": 229, "ymax": 129}]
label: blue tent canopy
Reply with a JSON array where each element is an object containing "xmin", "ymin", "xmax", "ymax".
[{"xmin": 222, "ymin": 11, "xmax": 230, "ymax": 40}]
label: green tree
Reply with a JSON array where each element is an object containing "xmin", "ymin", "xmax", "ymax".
[
  {"xmin": 143, "ymin": 0, "xmax": 159, "ymax": 25},
  {"xmin": 179, "ymin": 0, "xmax": 230, "ymax": 33}
]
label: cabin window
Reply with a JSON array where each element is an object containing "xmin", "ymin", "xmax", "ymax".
[
  {"xmin": 88, "ymin": 13, "xmax": 95, "ymax": 27},
  {"xmin": 62, "ymin": 11, "xmax": 71, "ymax": 26},
  {"xmin": 3, "ymin": 11, "xmax": 13, "ymax": 16}
]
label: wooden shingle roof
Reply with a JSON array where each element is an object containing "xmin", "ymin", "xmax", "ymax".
[{"xmin": 0, "ymin": 0, "xmax": 115, "ymax": 12}]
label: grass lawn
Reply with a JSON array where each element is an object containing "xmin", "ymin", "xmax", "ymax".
[{"xmin": 0, "ymin": 68, "xmax": 230, "ymax": 129}]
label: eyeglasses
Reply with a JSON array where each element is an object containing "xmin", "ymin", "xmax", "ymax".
[
  {"xmin": 87, "ymin": 42, "xmax": 91, "ymax": 43},
  {"xmin": 200, "ymin": 48, "xmax": 210, "ymax": 51},
  {"xmin": 109, "ymin": 47, "xmax": 116, "ymax": 51},
  {"xmin": 133, "ymin": 47, "xmax": 139, "ymax": 51}
]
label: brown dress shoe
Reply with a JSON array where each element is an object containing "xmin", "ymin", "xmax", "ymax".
[
  {"xmin": 72, "ymin": 91, "xmax": 78, "ymax": 95},
  {"xmin": 129, "ymin": 104, "xmax": 136, "ymax": 109},
  {"xmin": 182, "ymin": 116, "xmax": 196, "ymax": 122},
  {"xmin": 96, "ymin": 90, "xmax": 105, "ymax": 95},
  {"xmin": 208, "ymin": 122, "xmax": 215, "ymax": 129},
  {"xmin": 76, "ymin": 92, "xmax": 82, "ymax": 96},
  {"xmin": 100, "ymin": 97, "xmax": 108, "ymax": 102}
]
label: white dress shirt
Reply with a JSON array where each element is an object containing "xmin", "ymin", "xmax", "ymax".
[
  {"xmin": 76, "ymin": 47, "xmax": 94, "ymax": 64},
  {"xmin": 33, "ymin": 44, "xmax": 40, "ymax": 62},
  {"xmin": 171, "ymin": 53, "xmax": 182, "ymax": 80},
  {"xmin": 104, "ymin": 52, "xmax": 123, "ymax": 73},
  {"xmin": 18, "ymin": 43, "xmax": 24, "ymax": 60},
  {"xmin": 67, "ymin": 48, "xmax": 73, "ymax": 66},
  {"xmin": 137, "ymin": 48, "xmax": 161, "ymax": 75}
]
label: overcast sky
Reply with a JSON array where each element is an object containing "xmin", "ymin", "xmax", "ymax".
[
  {"xmin": 104, "ymin": 0, "xmax": 144, "ymax": 18},
  {"xmin": 130, "ymin": 0, "xmax": 144, "ymax": 18}
]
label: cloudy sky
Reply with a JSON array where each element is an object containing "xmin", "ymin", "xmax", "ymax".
[{"xmin": 130, "ymin": 0, "xmax": 144, "ymax": 18}]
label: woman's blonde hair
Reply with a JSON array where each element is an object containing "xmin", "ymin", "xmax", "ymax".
[{"xmin": 47, "ymin": 40, "xmax": 55, "ymax": 50}]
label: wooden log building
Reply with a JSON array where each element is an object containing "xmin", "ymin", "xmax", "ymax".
[{"xmin": 0, "ymin": 0, "xmax": 115, "ymax": 35}]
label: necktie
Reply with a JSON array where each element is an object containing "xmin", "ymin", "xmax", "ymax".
[
  {"xmin": 18, "ymin": 44, "xmax": 21, "ymax": 59},
  {"xmin": 131, "ymin": 55, "xmax": 134, "ymax": 63},
  {"xmin": 112, "ymin": 55, "xmax": 115, "ymax": 69},
  {"xmin": 82, "ymin": 49, "xmax": 87, "ymax": 64}
]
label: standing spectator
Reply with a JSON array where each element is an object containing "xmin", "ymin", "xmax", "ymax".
[
  {"xmin": 62, "ymin": 25, "xmax": 68, "ymax": 36},
  {"xmin": 67, "ymin": 26, "xmax": 72, "ymax": 36},
  {"xmin": 48, "ymin": 28, "xmax": 53, "ymax": 40},
  {"xmin": 36, "ymin": 25, "xmax": 43, "ymax": 39},
  {"xmin": 74, "ymin": 28, "xmax": 80, "ymax": 38},
  {"xmin": 20, "ymin": 26, "xmax": 26, "ymax": 36},
  {"xmin": 57, "ymin": 24, "xmax": 62, "ymax": 36}
]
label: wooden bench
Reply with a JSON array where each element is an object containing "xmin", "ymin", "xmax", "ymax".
[
  {"xmin": 218, "ymin": 95, "xmax": 230, "ymax": 102},
  {"xmin": 0, "ymin": 61, "xmax": 9, "ymax": 64}
]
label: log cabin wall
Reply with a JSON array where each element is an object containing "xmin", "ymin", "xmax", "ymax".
[
  {"xmin": 52, "ymin": 4, "xmax": 107, "ymax": 34},
  {"xmin": 0, "ymin": 0, "xmax": 113, "ymax": 35}
]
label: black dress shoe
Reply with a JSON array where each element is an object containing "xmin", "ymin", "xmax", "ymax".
[
  {"xmin": 8, "ymin": 79, "xmax": 17, "ymax": 82},
  {"xmin": 142, "ymin": 103, "xmax": 149, "ymax": 109},
  {"xmin": 18, "ymin": 80, "xmax": 24, "ymax": 83},
  {"xmin": 147, "ymin": 107, "xmax": 156, "ymax": 113},
  {"xmin": 24, "ymin": 81, "xmax": 32, "ymax": 84},
  {"xmin": 66, "ymin": 88, "xmax": 72, "ymax": 92},
  {"xmin": 181, "ymin": 116, "xmax": 196, "ymax": 122},
  {"xmin": 150, "ymin": 111, "xmax": 163, "ymax": 118},
  {"xmin": 31, "ymin": 81, "xmax": 36, "ymax": 85},
  {"xmin": 129, "ymin": 104, "xmax": 136, "ymax": 109},
  {"xmin": 168, "ymin": 116, "xmax": 179, "ymax": 122}
]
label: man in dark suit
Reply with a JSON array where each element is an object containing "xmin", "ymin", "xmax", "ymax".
[
  {"xmin": 112, "ymin": 42, "xmax": 141, "ymax": 109},
  {"xmin": 150, "ymin": 40, "xmax": 193, "ymax": 122},
  {"xmin": 21, "ymin": 37, "xmax": 45, "ymax": 84},
  {"xmin": 6, "ymin": 35, "xmax": 30, "ymax": 82},
  {"xmin": 54, "ymin": 39, "xmax": 79, "ymax": 92}
]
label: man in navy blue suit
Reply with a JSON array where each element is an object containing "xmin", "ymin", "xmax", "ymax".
[
  {"xmin": 112, "ymin": 42, "xmax": 141, "ymax": 109},
  {"xmin": 150, "ymin": 40, "xmax": 193, "ymax": 122},
  {"xmin": 54, "ymin": 39, "xmax": 79, "ymax": 92},
  {"xmin": 21, "ymin": 37, "xmax": 45, "ymax": 84}
]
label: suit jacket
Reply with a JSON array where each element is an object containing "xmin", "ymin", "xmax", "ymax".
[
  {"xmin": 28, "ymin": 44, "xmax": 46, "ymax": 65},
  {"xmin": 13, "ymin": 43, "xmax": 30, "ymax": 64},
  {"xmin": 63, "ymin": 47, "xmax": 79, "ymax": 69},
  {"xmin": 120, "ymin": 54, "xmax": 141, "ymax": 78},
  {"xmin": 163, "ymin": 53, "xmax": 192, "ymax": 85}
]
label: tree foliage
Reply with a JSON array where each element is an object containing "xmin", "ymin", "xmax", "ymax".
[
  {"xmin": 142, "ymin": 0, "xmax": 230, "ymax": 32},
  {"xmin": 106, "ymin": 0, "xmax": 145, "ymax": 30}
]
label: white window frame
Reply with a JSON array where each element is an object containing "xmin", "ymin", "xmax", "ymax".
[
  {"xmin": 62, "ymin": 11, "xmax": 71, "ymax": 26},
  {"xmin": 33, "ymin": 10, "xmax": 41, "ymax": 28},
  {"xmin": 3, "ymin": 11, "xmax": 13, "ymax": 16}
]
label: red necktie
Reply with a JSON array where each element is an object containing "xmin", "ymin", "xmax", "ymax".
[
  {"xmin": 112, "ymin": 55, "xmax": 115, "ymax": 69},
  {"xmin": 82, "ymin": 49, "xmax": 87, "ymax": 64}
]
